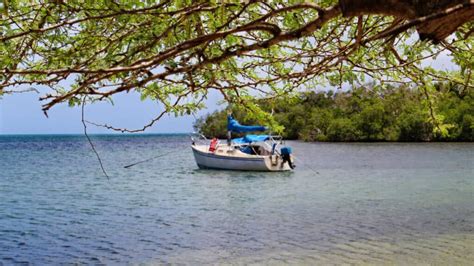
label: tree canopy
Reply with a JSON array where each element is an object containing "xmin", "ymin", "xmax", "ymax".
[{"xmin": 0, "ymin": 0, "xmax": 473, "ymax": 131}]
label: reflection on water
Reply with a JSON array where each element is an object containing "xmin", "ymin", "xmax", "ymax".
[
  {"xmin": 0, "ymin": 135, "xmax": 473, "ymax": 264},
  {"xmin": 169, "ymin": 234, "xmax": 474, "ymax": 264}
]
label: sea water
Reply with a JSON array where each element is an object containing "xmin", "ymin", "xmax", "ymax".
[{"xmin": 0, "ymin": 135, "xmax": 473, "ymax": 264}]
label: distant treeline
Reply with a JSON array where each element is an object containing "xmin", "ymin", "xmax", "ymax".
[{"xmin": 194, "ymin": 84, "xmax": 473, "ymax": 141}]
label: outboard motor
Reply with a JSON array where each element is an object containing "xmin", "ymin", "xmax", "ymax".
[{"xmin": 280, "ymin": 146, "xmax": 295, "ymax": 169}]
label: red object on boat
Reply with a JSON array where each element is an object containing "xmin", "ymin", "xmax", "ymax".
[{"xmin": 209, "ymin": 138, "xmax": 218, "ymax": 152}]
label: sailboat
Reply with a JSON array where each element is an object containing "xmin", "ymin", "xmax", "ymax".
[{"xmin": 191, "ymin": 115, "xmax": 295, "ymax": 171}]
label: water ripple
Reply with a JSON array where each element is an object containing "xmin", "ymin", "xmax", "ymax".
[{"xmin": 0, "ymin": 136, "xmax": 473, "ymax": 264}]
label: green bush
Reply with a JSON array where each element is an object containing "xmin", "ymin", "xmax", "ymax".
[
  {"xmin": 326, "ymin": 118, "xmax": 360, "ymax": 141},
  {"xmin": 194, "ymin": 84, "xmax": 473, "ymax": 142}
]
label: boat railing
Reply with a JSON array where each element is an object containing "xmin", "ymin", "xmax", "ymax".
[
  {"xmin": 191, "ymin": 133, "xmax": 285, "ymax": 154},
  {"xmin": 268, "ymin": 135, "xmax": 283, "ymax": 143},
  {"xmin": 190, "ymin": 132, "xmax": 208, "ymax": 145},
  {"xmin": 259, "ymin": 135, "xmax": 285, "ymax": 156}
]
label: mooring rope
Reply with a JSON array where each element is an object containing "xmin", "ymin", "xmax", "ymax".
[
  {"xmin": 123, "ymin": 150, "xmax": 178, "ymax": 169},
  {"xmin": 292, "ymin": 155, "xmax": 320, "ymax": 175}
]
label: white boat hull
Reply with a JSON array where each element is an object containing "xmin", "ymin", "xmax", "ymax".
[{"xmin": 192, "ymin": 145, "xmax": 292, "ymax": 171}]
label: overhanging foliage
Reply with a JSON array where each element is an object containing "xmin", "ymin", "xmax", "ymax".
[{"xmin": 0, "ymin": 1, "xmax": 473, "ymax": 131}]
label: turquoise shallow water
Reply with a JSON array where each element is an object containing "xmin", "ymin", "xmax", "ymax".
[{"xmin": 0, "ymin": 135, "xmax": 473, "ymax": 264}]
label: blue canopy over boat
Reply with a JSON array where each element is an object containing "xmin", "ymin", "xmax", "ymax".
[
  {"xmin": 232, "ymin": 134, "xmax": 270, "ymax": 144},
  {"xmin": 227, "ymin": 115, "xmax": 266, "ymax": 133}
]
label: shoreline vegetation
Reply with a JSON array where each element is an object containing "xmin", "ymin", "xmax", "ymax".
[{"xmin": 194, "ymin": 84, "xmax": 473, "ymax": 142}]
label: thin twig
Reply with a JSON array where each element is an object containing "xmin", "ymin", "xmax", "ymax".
[
  {"xmin": 81, "ymin": 95, "xmax": 110, "ymax": 179},
  {"xmin": 1, "ymin": 87, "xmax": 39, "ymax": 94}
]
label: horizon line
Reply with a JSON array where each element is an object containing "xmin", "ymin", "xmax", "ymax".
[{"xmin": 0, "ymin": 132, "xmax": 193, "ymax": 136}]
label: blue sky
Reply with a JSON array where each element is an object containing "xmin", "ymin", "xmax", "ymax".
[
  {"xmin": 0, "ymin": 90, "xmax": 222, "ymax": 134},
  {"xmin": 0, "ymin": 51, "xmax": 457, "ymax": 134}
]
